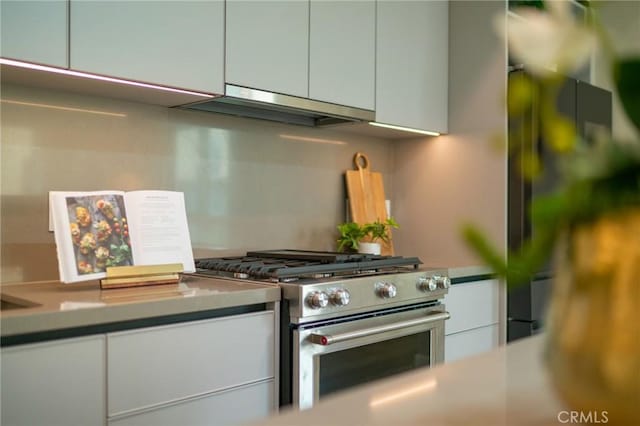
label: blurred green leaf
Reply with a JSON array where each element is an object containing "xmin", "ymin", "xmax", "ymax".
[
  {"xmin": 461, "ymin": 225, "xmax": 508, "ymax": 277},
  {"xmin": 508, "ymin": 73, "xmax": 535, "ymax": 116},
  {"xmin": 464, "ymin": 6, "xmax": 640, "ymax": 290},
  {"xmin": 543, "ymin": 115, "xmax": 577, "ymax": 153},
  {"xmin": 519, "ymin": 151, "xmax": 542, "ymax": 179}
]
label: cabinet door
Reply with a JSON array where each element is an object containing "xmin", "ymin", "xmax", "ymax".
[
  {"xmin": 70, "ymin": 0, "xmax": 224, "ymax": 94},
  {"xmin": 1, "ymin": 335, "xmax": 106, "ymax": 426},
  {"xmin": 0, "ymin": 0, "xmax": 68, "ymax": 67},
  {"xmin": 309, "ymin": 0, "xmax": 375, "ymax": 109},
  {"xmin": 376, "ymin": 0, "xmax": 448, "ymax": 133},
  {"xmin": 445, "ymin": 279, "xmax": 500, "ymax": 335},
  {"xmin": 226, "ymin": 0, "xmax": 309, "ymax": 97},
  {"xmin": 107, "ymin": 311, "xmax": 275, "ymax": 416},
  {"xmin": 445, "ymin": 324, "xmax": 500, "ymax": 363}
]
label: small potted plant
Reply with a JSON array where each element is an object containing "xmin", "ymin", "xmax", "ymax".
[
  {"xmin": 337, "ymin": 218, "xmax": 399, "ymax": 254},
  {"xmin": 361, "ymin": 217, "xmax": 400, "ymax": 254}
]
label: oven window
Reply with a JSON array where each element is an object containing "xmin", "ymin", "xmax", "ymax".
[{"xmin": 318, "ymin": 332, "xmax": 431, "ymax": 397}]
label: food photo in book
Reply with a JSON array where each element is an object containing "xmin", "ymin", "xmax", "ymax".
[{"xmin": 65, "ymin": 194, "xmax": 133, "ymax": 275}]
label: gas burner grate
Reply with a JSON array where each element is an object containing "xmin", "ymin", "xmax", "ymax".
[{"xmin": 195, "ymin": 251, "xmax": 422, "ymax": 282}]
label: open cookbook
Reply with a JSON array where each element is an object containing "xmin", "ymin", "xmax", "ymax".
[{"xmin": 50, "ymin": 190, "xmax": 195, "ymax": 283}]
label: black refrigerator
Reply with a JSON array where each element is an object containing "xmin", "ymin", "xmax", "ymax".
[{"xmin": 507, "ymin": 67, "xmax": 612, "ymax": 342}]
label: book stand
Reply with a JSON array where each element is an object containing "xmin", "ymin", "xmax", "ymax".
[{"xmin": 100, "ymin": 263, "xmax": 183, "ymax": 289}]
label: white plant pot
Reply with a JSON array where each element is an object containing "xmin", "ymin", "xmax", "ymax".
[{"xmin": 358, "ymin": 242, "xmax": 381, "ymax": 255}]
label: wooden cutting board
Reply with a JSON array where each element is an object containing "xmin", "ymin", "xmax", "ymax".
[{"xmin": 345, "ymin": 152, "xmax": 394, "ymax": 255}]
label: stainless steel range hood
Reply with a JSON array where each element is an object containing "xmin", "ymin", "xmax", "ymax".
[{"xmin": 181, "ymin": 84, "xmax": 375, "ymax": 127}]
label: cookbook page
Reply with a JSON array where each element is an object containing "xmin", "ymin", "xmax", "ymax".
[
  {"xmin": 50, "ymin": 190, "xmax": 129, "ymax": 283},
  {"xmin": 125, "ymin": 190, "xmax": 195, "ymax": 273}
]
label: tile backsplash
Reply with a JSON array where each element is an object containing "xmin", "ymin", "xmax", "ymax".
[{"xmin": 1, "ymin": 84, "xmax": 394, "ymax": 283}]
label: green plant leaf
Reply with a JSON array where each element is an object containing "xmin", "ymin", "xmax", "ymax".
[
  {"xmin": 613, "ymin": 58, "xmax": 640, "ymax": 133},
  {"xmin": 336, "ymin": 222, "xmax": 366, "ymax": 252},
  {"xmin": 364, "ymin": 218, "xmax": 399, "ymax": 243},
  {"xmin": 461, "ymin": 225, "xmax": 509, "ymax": 277}
]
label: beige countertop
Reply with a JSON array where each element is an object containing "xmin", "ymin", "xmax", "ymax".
[
  {"xmin": 0, "ymin": 264, "xmax": 489, "ymax": 338},
  {"xmin": 252, "ymin": 334, "xmax": 566, "ymax": 426},
  {"xmin": 447, "ymin": 265, "xmax": 494, "ymax": 280},
  {"xmin": 1, "ymin": 274, "xmax": 280, "ymax": 338}
]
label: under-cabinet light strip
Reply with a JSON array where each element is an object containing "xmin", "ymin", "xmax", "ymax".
[
  {"xmin": 0, "ymin": 58, "xmax": 217, "ymax": 98},
  {"xmin": 369, "ymin": 121, "xmax": 441, "ymax": 137},
  {"xmin": 1, "ymin": 99, "xmax": 127, "ymax": 117}
]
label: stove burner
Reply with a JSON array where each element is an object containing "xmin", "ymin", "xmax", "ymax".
[{"xmin": 195, "ymin": 250, "xmax": 422, "ymax": 282}]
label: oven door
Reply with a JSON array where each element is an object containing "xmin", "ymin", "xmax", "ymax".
[{"xmin": 293, "ymin": 303, "xmax": 449, "ymax": 409}]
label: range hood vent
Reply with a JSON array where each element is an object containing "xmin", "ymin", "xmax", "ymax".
[{"xmin": 181, "ymin": 84, "xmax": 375, "ymax": 127}]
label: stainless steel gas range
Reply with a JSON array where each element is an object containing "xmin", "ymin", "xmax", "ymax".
[{"xmin": 194, "ymin": 249, "xmax": 450, "ymax": 410}]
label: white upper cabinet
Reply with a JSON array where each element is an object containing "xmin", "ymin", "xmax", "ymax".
[
  {"xmin": 0, "ymin": 0, "xmax": 68, "ymax": 67},
  {"xmin": 226, "ymin": 0, "xmax": 309, "ymax": 98},
  {"xmin": 376, "ymin": 0, "xmax": 449, "ymax": 133},
  {"xmin": 226, "ymin": 0, "xmax": 375, "ymax": 109},
  {"xmin": 309, "ymin": 0, "xmax": 375, "ymax": 110},
  {"xmin": 70, "ymin": 0, "xmax": 224, "ymax": 94}
]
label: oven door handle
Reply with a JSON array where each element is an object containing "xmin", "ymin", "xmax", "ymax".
[{"xmin": 309, "ymin": 311, "xmax": 450, "ymax": 346}]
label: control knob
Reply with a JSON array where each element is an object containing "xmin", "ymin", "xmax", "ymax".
[
  {"xmin": 439, "ymin": 276, "xmax": 451, "ymax": 289},
  {"xmin": 376, "ymin": 282, "xmax": 397, "ymax": 299},
  {"xmin": 417, "ymin": 276, "xmax": 438, "ymax": 292},
  {"xmin": 306, "ymin": 291, "xmax": 329, "ymax": 309},
  {"xmin": 329, "ymin": 288, "xmax": 351, "ymax": 306}
]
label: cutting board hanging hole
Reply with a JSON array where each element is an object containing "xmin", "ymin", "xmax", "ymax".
[{"xmin": 354, "ymin": 152, "xmax": 370, "ymax": 171}]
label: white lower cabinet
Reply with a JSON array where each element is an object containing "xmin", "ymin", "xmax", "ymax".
[
  {"xmin": 108, "ymin": 380, "xmax": 274, "ymax": 426},
  {"xmin": 107, "ymin": 311, "xmax": 276, "ymax": 424},
  {"xmin": 1, "ymin": 309, "xmax": 277, "ymax": 426},
  {"xmin": 0, "ymin": 335, "xmax": 106, "ymax": 426},
  {"xmin": 444, "ymin": 279, "xmax": 501, "ymax": 363},
  {"xmin": 445, "ymin": 324, "xmax": 500, "ymax": 363}
]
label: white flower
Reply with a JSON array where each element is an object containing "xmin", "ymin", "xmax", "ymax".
[{"xmin": 498, "ymin": 0, "xmax": 596, "ymax": 77}]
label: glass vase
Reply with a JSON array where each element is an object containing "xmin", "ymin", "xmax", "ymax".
[{"xmin": 545, "ymin": 208, "xmax": 640, "ymax": 424}]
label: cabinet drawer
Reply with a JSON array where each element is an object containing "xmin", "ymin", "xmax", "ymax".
[
  {"xmin": 444, "ymin": 279, "xmax": 500, "ymax": 335},
  {"xmin": 108, "ymin": 380, "xmax": 274, "ymax": 426},
  {"xmin": 108, "ymin": 311, "xmax": 275, "ymax": 416},
  {"xmin": 445, "ymin": 324, "xmax": 500, "ymax": 363}
]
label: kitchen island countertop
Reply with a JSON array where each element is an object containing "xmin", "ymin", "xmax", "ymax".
[
  {"xmin": 1, "ymin": 274, "xmax": 280, "ymax": 339},
  {"xmin": 253, "ymin": 334, "xmax": 567, "ymax": 425}
]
